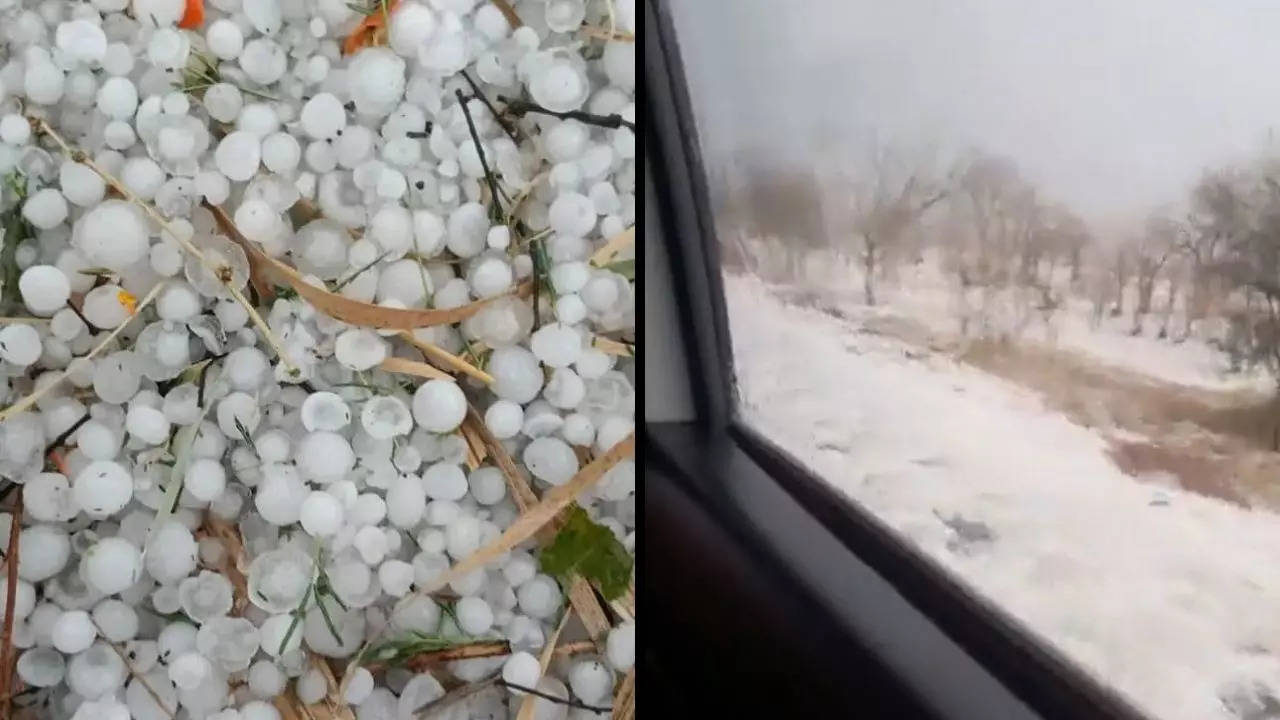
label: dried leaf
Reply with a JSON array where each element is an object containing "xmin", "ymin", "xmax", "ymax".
[
  {"xmin": 420, "ymin": 432, "xmax": 636, "ymax": 594},
  {"xmin": 208, "ymin": 201, "xmax": 522, "ymax": 330},
  {"xmin": 589, "ymin": 226, "xmax": 635, "ymax": 267},
  {"xmin": 399, "ymin": 331, "xmax": 495, "ymax": 384},
  {"xmin": 378, "ymin": 355, "xmax": 455, "ymax": 382},
  {"xmin": 568, "ymin": 576, "xmax": 612, "ymax": 639}
]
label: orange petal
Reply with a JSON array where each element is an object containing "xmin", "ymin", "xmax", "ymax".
[
  {"xmin": 178, "ymin": 0, "xmax": 204, "ymax": 29},
  {"xmin": 117, "ymin": 289, "xmax": 138, "ymax": 315}
]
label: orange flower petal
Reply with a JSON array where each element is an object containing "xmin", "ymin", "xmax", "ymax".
[
  {"xmin": 117, "ymin": 289, "xmax": 138, "ymax": 315},
  {"xmin": 178, "ymin": 0, "xmax": 205, "ymax": 29}
]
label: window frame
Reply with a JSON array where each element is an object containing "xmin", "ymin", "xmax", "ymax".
[{"xmin": 643, "ymin": 1, "xmax": 1151, "ymax": 718}]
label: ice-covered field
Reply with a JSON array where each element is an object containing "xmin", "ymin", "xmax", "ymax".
[{"xmin": 726, "ymin": 273, "xmax": 1280, "ymax": 720}]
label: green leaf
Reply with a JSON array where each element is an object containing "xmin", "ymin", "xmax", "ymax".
[
  {"xmin": 539, "ymin": 506, "xmax": 634, "ymax": 601},
  {"xmin": 604, "ymin": 259, "xmax": 635, "ymax": 280}
]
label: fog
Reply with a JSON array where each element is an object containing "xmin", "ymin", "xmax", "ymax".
[{"xmin": 672, "ymin": 0, "xmax": 1280, "ymax": 227}]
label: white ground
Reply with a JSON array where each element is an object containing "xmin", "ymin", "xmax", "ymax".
[{"xmin": 727, "ymin": 272, "xmax": 1280, "ymax": 720}]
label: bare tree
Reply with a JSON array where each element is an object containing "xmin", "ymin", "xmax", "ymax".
[
  {"xmin": 842, "ymin": 141, "xmax": 947, "ymax": 305},
  {"xmin": 1129, "ymin": 214, "xmax": 1179, "ymax": 332}
]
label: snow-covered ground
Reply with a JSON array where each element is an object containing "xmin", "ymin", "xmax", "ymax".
[{"xmin": 726, "ymin": 273, "xmax": 1280, "ymax": 720}]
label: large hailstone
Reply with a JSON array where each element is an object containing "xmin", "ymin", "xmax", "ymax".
[
  {"xmin": 347, "ymin": 47, "xmax": 407, "ymax": 117},
  {"xmin": 72, "ymin": 200, "xmax": 150, "ymax": 271},
  {"xmin": 412, "ymin": 380, "xmax": 467, "ymax": 433}
]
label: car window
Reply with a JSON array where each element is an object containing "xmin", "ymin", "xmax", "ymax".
[{"xmin": 670, "ymin": 2, "xmax": 1280, "ymax": 719}]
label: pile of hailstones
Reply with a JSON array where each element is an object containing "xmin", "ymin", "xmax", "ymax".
[{"xmin": 0, "ymin": 0, "xmax": 637, "ymax": 718}]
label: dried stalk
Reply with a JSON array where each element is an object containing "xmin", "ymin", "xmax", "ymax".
[
  {"xmin": 399, "ymin": 332, "xmax": 495, "ymax": 384},
  {"xmin": 490, "ymin": 0, "xmax": 522, "ymax": 28},
  {"xmin": 29, "ymin": 118, "xmax": 296, "ymax": 372},
  {"xmin": 611, "ymin": 669, "xmax": 635, "ymax": 720},
  {"xmin": 0, "ymin": 280, "xmax": 166, "ymax": 421},
  {"xmin": 379, "ymin": 355, "xmax": 455, "ymax": 383},
  {"xmin": 589, "ymin": 226, "xmax": 635, "ymax": 268},
  {"xmin": 517, "ymin": 610, "xmax": 573, "ymax": 720},
  {"xmin": 0, "ymin": 488, "xmax": 20, "ymax": 720}
]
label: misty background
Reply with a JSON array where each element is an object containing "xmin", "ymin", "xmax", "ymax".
[{"xmin": 671, "ymin": 0, "xmax": 1280, "ymax": 230}]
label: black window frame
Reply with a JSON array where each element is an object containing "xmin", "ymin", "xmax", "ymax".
[{"xmin": 643, "ymin": 1, "xmax": 1152, "ymax": 718}]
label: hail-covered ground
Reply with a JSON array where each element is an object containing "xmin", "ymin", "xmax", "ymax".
[
  {"xmin": 727, "ymin": 272, "xmax": 1280, "ymax": 720},
  {"xmin": 0, "ymin": 1, "xmax": 637, "ymax": 719}
]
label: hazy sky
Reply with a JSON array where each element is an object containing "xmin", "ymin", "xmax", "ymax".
[{"xmin": 670, "ymin": 0, "xmax": 1280, "ymax": 228}]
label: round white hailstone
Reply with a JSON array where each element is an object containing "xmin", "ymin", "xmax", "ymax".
[
  {"xmin": 0, "ymin": 114, "xmax": 30, "ymax": 145},
  {"xmin": 334, "ymin": 328, "xmax": 391, "ymax": 372},
  {"xmin": 295, "ymin": 431, "xmax": 356, "ymax": 482},
  {"xmin": 22, "ymin": 188, "xmax": 68, "ymax": 229},
  {"xmin": 354, "ymin": 525, "xmax": 389, "ymax": 565},
  {"xmin": 447, "ymin": 202, "xmax": 488, "ymax": 258},
  {"xmin": 369, "ymin": 203, "xmax": 413, "ymax": 256},
  {"xmin": 300, "ymin": 93, "xmax": 346, "ymax": 139},
  {"xmin": 66, "ymin": 641, "xmax": 128, "ymax": 700},
  {"xmin": 51, "ymin": 308, "xmax": 84, "ymax": 340},
  {"xmin": 531, "ymin": 57, "xmax": 589, "ymax": 113},
  {"xmin": 468, "ymin": 467, "xmax": 506, "ymax": 505},
  {"xmin": 82, "ymin": 537, "xmax": 142, "ymax": 595},
  {"xmin": 203, "ymin": 83, "xmax": 243, "ymax": 124},
  {"xmin": 0, "ymin": 324, "xmax": 41, "ymax": 367},
  {"xmin": 25, "ymin": 473, "xmax": 76, "ymax": 523},
  {"xmin": 488, "ymin": 347, "xmax": 544, "ymax": 404},
  {"xmin": 548, "ymin": 193, "xmax": 596, "ymax": 238},
  {"xmin": 96, "ymin": 76, "xmax": 137, "ymax": 119},
  {"xmin": 184, "ymin": 458, "xmax": 227, "ymax": 503},
  {"xmin": 262, "ymin": 132, "xmax": 301, "ymax": 174},
  {"xmin": 604, "ymin": 622, "xmax": 636, "ymax": 673},
  {"xmin": 196, "ymin": 615, "xmax": 260, "ymax": 672},
  {"xmin": 523, "ymin": 437, "xmax": 579, "ymax": 486},
  {"xmin": 144, "ymin": 522, "xmax": 198, "ymax": 585},
  {"xmin": 386, "ymin": 474, "xmax": 426, "ymax": 529},
  {"xmin": 92, "ymin": 600, "xmax": 139, "ymax": 643},
  {"xmin": 351, "ymin": 494, "xmax": 387, "ymax": 526},
  {"xmin": 300, "ymin": 491, "xmax": 344, "ymax": 537},
  {"xmin": 303, "ymin": 603, "xmax": 365, "ymax": 658},
  {"xmin": 255, "ymin": 463, "xmax": 308, "ymax": 526},
  {"xmin": 162, "ymin": 91, "xmax": 190, "ymax": 115},
  {"xmin": 247, "ymin": 547, "xmax": 314, "ymax": 614},
  {"xmin": 456, "ymin": 596, "xmax": 494, "ymax": 636},
  {"xmin": 502, "ymin": 651, "xmax": 541, "ymax": 695},
  {"xmin": 293, "ymin": 219, "xmax": 352, "ymax": 279},
  {"xmin": 486, "ymin": 225, "xmax": 511, "ymax": 251},
  {"xmin": 156, "ymin": 282, "xmax": 199, "ymax": 321},
  {"xmin": 217, "ymin": 392, "xmax": 261, "ymax": 439},
  {"xmin": 484, "ymin": 401, "xmax": 523, "ymax": 440},
  {"xmin": 168, "ymin": 651, "xmax": 211, "ymax": 691},
  {"xmin": 468, "ymin": 255, "xmax": 514, "ymax": 297},
  {"xmin": 205, "ymin": 18, "xmax": 244, "ymax": 60},
  {"xmin": 248, "ymin": 660, "xmax": 286, "ymax": 699},
  {"xmin": 531, "ymin": 324, "xmax": 583, "ymax": 370},
  {"xmin": 74, "ymin": 460, "xmax": 133, "ymax": 518},
  {"xmin": 75, "ymin": 200, "xmax": 149, "ymax": 272},
  {"xmin": 545, "ymin": 0, "xmax": 586, "ymax": 32},
  {"xmin": 157, "ymin": 623, "xmax": 198, "ymax": 664},
  {"xmin": 103, "ymin": 120, "xmax": 136, "ymax": 149},
  {"xmin": 544, "ymin": 121, "xmax": 589, "ymax": 163},
  {"xmin": 177, "ymin": 570, "xmax": 234, "ymax": 622},
  {"xmin": 17, "ymin": 647, "xmax": 65, "ymax": 688},
  {"xmin": 544, "ymin": 368, "xmax": 586, "ymax": 410},
  {"xmin": 147, "ymin": 26, "xmax": 190, "ymax": 69},
  {"xmin": 445, "ymin": 515, "xmax": 481, "ymax": 559},
  {"xmin": 24, "ymin": 59, "xmax": 65, "ymax": 106},
  {"xmin": 595, "ymin": 416, "xmax": 634, "ymax": 453},
  {"xmin": 343, "ymin": 667, "xmax": 375, "ymax": 705},
  {"xmin": 388, "ymin": 1, "xmax": 437, "ymax": 56},
  {"xmin": 588, "ymin": 181, "xmax": 621, "ymax": 215},
  {"xmin": 224, "ymin": 346, "xmax": 269, "ymax": 391},
  {"xmin": 19, "ymin": 526, "xmax": 70, "ymax": 582},
  {"xmin": 297, "ymin": 668, "xmax": 326, "ymax": 704},
  {"xmin": 59, "ymin": 161, "xmax": 105, "ymax": 207},
  {"xmin": 301, "ymin": 392, "xmax": 352, "ymax": 432},
  {"xmin": 233, "ymin": 198, "xmax": 277, "ymax": 242},
  {"xmin": 376, "ymin": 258, "xmax": 431, "ymax": 304},
  {"xmin": 554, "ymin": 294, "xmax": 587, "ymax": 325},
  {"xmin": 412, "ymin": 210, "xmax": 446, "ymax": 256},
  {"xmin": 412, "ymin": 380, "xmax": 467, "ymax": 433},
  {"xmin": 244, "ymin": 0, "xmax": 283, "ymax": 34},
  {"xmin": 121, "ymin": 157, "xmax": 165, "ymax": 199},
  {"xmin": 195, "ymin": 170, "xmax": 231, "ymax": 204},
  {"xmin": 361, "ymin": 395, "xmax": 413, "ymax": 439},
  {"xmin": 575, "ymin": 348, "xmax": 613, "ymax": 380},
  {"xmin": 215, "ymin": 131, "xmax": 262, "ymax": 182},
  {"xmin": 517, "ymin": 575, "xmax": 562, "ymax": 620},
  {"xmin": 77, "ymin": 421, "xmax": 121, "ymax": 461},
  {"xmin": 397, "ymin": 673, "xmax": 446, "ymax": 717},
  {"xmin": 561, "ymin": 413, "xmax": 595, "ymax": 447},
  {"xmin": 434, "ymin": 278, "xmax": 471, "ymax": 309},
  {"xmin": 568, "ymin": 658, "xmax": 611, "ymax": 704},
  {"xmin": 378, "ymin": 560, "xmax": 414, "ymax": 597},
  {"xmin": 348, "ymin": 47, "xmax": 407, "ymax": 116},
  {"xmin": 125, "ymin": 405, "xmax": 170, "ymax": 446},
  {"xmin": 240, "ymin": 38, "xmax": 288, "ymax": 85},
  {"xmin": 422, "ymin": 462, "xmax": 468, "ymax": 501}
]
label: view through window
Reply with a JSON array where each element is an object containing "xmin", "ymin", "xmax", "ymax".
[{"xmin": 673, "ymin": 2, "xmax": 1280, "ymax": 719}]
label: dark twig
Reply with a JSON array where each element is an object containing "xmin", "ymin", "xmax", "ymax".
[
  {"xmin": 455, "ymin": 89, "xmax": 510, "ymax": 219},
  {"xmin": 460, "ymin": 71, "xmax": 519, "ymax": 144},
  {"xmin": 46, "ymin": 413, "xmax": 91, "ymax": 458},
  {"xmin": 64, "ymin": 299, "xmax": 97, "ymax": 333},
  {"xmin": 495, "ymin": 679, "xmax": 612, "ymax": 714},
  {"xmin": 196, "ymin": 352, "xmax": 228, "ymax": 409},
  {"xmin": 0, "ymin": 486, "xmax": 21, "ymax": 719},
  {"xmin": 497, "ymin": 96, "xmax": 636, "ymax": 133}
]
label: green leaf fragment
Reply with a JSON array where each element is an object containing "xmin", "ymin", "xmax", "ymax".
[{"xmin": 539, "ymin": 506, "xmax": 634, "ymax": 601}]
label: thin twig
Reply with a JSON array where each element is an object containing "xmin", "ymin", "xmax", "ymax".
[
  {"xmin": 455, "ymin": 90, "xmax": 510, "ymax": 217},
  {"xmin": 460, "ymin": 70, "xmax": 519, "ymax": 144},
  {"xmin": 29, "ymin": 118, "xmax": 297, "ymax": 373},
  {"xmin": 490, "ymin": 0, "xmax": 522, "ymax": 28},
  {"xmin": 498, "ymin": 97, "xmax": 636, "ymax": 132},
  {"xmin": 498, "ymin": 679, "xmax": 612, "ymax": 714},
  {"xmin": 93, "ymin": 619, "xmax": 177, "ymax": 719}
]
